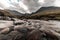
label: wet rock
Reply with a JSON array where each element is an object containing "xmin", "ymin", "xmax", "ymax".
[
  {"xmin": 15, "ymin": 27, "xmax": 29, "ymax": 33},
  {"xmin": 26, "ymin": 30, "xmax": 43, "ymax": 40},
  {"xmin": 0, "ymin": 26, "xmax": 14, "ymax": 34},
  {"xmin": 14, "ymin": 22, "xmax": 24, "ymax": 25},
  {"xmin": 0, "ymin": 28, "xmax": 10, "ymax": 34},
  {"xmin": 0, "ymin": 34, "xmax": 5, "ymax": 40},
  {"xmin": 14, "ymin": 20, "xmax": 26, "ymax": 25},
  {"xmin": 1, "ymin": 31, "xmax": 23, "ymax": 40}
]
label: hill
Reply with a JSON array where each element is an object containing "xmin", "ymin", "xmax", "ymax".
[{"xmin": 27, "ymin": 7, "xmax": 60, "ymax": 20}]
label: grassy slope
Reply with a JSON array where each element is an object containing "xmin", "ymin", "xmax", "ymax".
[{"xmin": 27, "ymin": 7, "xmax": 60, "ymax": 20}]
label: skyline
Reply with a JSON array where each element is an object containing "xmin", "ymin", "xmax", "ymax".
[{"xmin": 0, "ymin": 0, "xmax": 60, "ymax": 14}]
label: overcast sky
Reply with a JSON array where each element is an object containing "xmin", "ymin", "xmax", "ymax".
[
  {"xmin": 0, "ymin": 0, "xmax": 60, "ymax": 14},
  {"xmin": 54, "ymin": 0, "xmax": 60, "ymax": 7}
]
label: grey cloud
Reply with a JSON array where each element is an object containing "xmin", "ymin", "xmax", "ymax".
[
  {"xmin": 43, "ymin": 0, "xmax": 55, "ymax": 7},
  {"xmin": 0, "ymin": 0, "xmax": 60, "ymax": 14}
]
